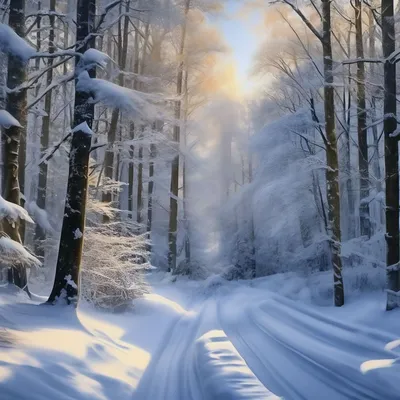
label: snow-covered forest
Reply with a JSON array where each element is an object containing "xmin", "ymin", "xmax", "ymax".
[{"xmin": 1, "ymin": 0, "xmax": 400, "ymax": 399}]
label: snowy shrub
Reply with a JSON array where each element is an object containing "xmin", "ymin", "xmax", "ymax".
[
  {"xmin": 81, "ymin": 219, "xmax": 150, "ymax": 312},
  {"xmin": 0, "ymin": 195, "xmax": 41, "ymax": 278},
  {"xmin": 175, "ymin": 258, "xmax": 208, "ymax": 280}
]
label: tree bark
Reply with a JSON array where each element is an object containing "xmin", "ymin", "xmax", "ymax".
[
  {"xmin": 182, "ymin": 66, "xmax": 190, "ymax": 265},
  {"xmin": 136, "ymin": 134, "xmax": 143, "ymax": 223},
  {"xmin": 128, "ymin": 27, "xmax": 140, "ymax": 218},
  {"xmin": 168, "ymin": 0, "xmax": 190, "ymax": 271},
  {"xmin": 102, "ymin": 2, "xmax": 130, "ymax": 221},
  {"xmin": 146, "ymin": 141, "xmax": 156, "ymax": 236},
  {"xmin": 35, "ymin": 0, "xmax": 56, "ymax": 256},
  {"xmin": 3, "ymin": 0, "xmax": 28, "ymax": 288},
  {"xmin": 368, "ymin": 2, "xmax": 384, "ymax": 229},
  {"xmin": 322, "ymin": 0, "xmax": 344, "ymax": 306},
  {"xmin": 47, "ymin": 0, "xmax": 96, "ymax": 304},
  {"xmin": 354, "ymin": 0, "xmax": 371, "ymax": 238},
  {"xmin": 136, "ymin": 22, "xmax": 150, "ymax": 226},
  {"xmin": 382, "ymin": 0, "xmax": 400, "ymax": 310},
  {"xmin": 343, "ymin": 27, "xmax": 356, "ymax": 239}
]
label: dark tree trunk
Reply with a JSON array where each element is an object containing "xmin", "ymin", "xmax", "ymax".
[
  {"xmin": 343, "ymin": 27, "xmax": 356, "ymax": 239},
  {"xmin": 368, "ymin": 3, "xmax": 384, "ymax": 228},
  {"xmin": 382, "ymin": 0, "xmax": 400, "ymax": 310},
  {"xmin": 128, "ymin": 27, "xmax": 140, "ymax": 218},
  {"xmin": 182, "ymin": 67, "xmax": 190, "ymax": 265},
  {"xmin": 322, "ymin": 0, "xmax": 344, "ymax": 307},
  {"xmin": 102, "ymin": 2, "xmax": 130, "ymax": 222},
  {"xmin": 128, "ymin": 122, "xmax": 135, "ymax": 217},
  {"xmin": 136, "ymin": 142, "xmax": 143, "ymax": 223},
  {"xmin": 168, "ymin": 0, "xmax": 190, "ymax": 271},
  {"xmin": 146, "ymin": 142, "xmax": 156, "ymax": 237},
  {"xmin": 354, "ymin": 0, "xmax": 371, "ymax": 238},
  {"xmin": 35, "ymin": 0, "xmax": 56, "ymax": 256},
  {"xmin": 136, "ymin": 22, "xmax": 150, "ymax": 226},
  {"xmin": 3, "ymin": 0, "xmax": 28, "ymax": 288},
  {"xmin": 47, "ymin": 0, "xmax": 96, "ymax": 304}
]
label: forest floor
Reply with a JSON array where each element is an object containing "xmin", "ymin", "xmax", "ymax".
[{"xmin": 0, "ymin": 271, "xmax": 400, "ymax": 400}]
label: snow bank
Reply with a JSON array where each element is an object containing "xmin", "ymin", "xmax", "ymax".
[
  {"xmin": 0, "ymin": 289, "xmax": 161, "ymax": 400},
  {"xmin": 195, "ymin": 330, "xmax": 280, "ymax": 399},
  {"xmin": 0, "ymin": 286, "xmax": 190, "ymax": 400}
]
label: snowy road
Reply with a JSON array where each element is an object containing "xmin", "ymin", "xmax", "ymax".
[
  {"xmin": 1, "ymin": 277, "xmax": 400, "ymax": 400},
  {"xmin": 130, "ymin": 278, "xmax": 400, "ymax": 400}
]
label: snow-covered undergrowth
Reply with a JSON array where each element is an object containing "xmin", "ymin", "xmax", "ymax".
[
  {"xmin": 81, "ymin": 221, "xmax": 150, "ymax": 311},
  {"xmin": 1, "ymin": 271, "xmax": 399, "ymax": 400}
]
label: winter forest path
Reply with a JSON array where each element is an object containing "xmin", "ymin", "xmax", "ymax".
[
  {"xmin": 132, "ymin": 276, "xmax": 400, "ymax": 400},
  {"xmin": 1, "ymin": 278, "xmax": 399, "ymax": 400}
]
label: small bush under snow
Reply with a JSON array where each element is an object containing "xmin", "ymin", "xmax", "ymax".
[{"xmin": 81, "ymin": 221, "xmax": 150, "ymax": 311}]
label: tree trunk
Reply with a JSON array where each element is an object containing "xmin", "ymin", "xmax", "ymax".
[
  {"xmin": 47, "ymin": 0, "xmax": 96, "ymax": 304},
  {"xmin": 128, "ymin": 122, "xmax": 135, "ymax": 217},
  {"xmin": 102, "ymin": 2, "xmax": 130, "ymax": 222},
  {"xmin": 128, "ymin": 27, "xmax": 140, "ymax": 218},
  {"xmin": 368, "ymin": 2, "xmax": 384, "ymax": 229},
  {"xmin": 354, "ymin": 0, "xmax": 371, "ymax": 238},
  {"xmin": 136, "ymin": 22, "xmax": 150, "ymax": 226},
  {"xmin": 136, "ymin": 136, "xmax": 144, "ymax": 223},
  {"xmin": 146, "ymin": 142, "xmax": 156, "ymax": 236},
  {"xmin": 382, "ymin": 0, "xmax": 400, "ymax": 310},
  {"xmin": 168, "ymin": 0, "xmax": 190, "ymax": 271},
  {"xmin": 35, "ymin": 0, "xmax": 56, "ymax": 256},
  {"xmin": 343, "ymin": 27, "xmax": 356, "ymax": 239},
  {"xmin": 4, "ymin": 0, "xmax": 28, "ymax": 288},
  {"xmin": 182, "ymin": 66, "xmax": 190, "ymax": 265},
  {"xmin": 322, "ymin": 0, "xmax": 344, "ymax": 307}
]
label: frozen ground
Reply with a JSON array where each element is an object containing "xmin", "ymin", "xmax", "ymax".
[{"xmin": 0, "ymin": 271, "xmax": 400, "ymax": 400}]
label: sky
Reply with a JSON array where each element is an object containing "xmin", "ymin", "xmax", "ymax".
[{"xmin": 214, "ymin": 1, "xmax": 263, "ymax": 95}]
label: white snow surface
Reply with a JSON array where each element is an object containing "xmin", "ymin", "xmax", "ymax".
[
  {"xmin": 0, "ymin": 110, "xmax": 22, "ymax": 129},
  {"xmin": 0, "ymin": 23, "xmax": 35, "ymax": 61},
  {"xmin": 0, "ymin": 273, "xmax": 400, "ymax": 399}
]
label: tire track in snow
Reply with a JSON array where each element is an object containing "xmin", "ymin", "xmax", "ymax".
[
  {"xmin": 132, "ymin": 294, "xmax": 277, "ymax": 400},
  {"xmin": 218, "ymin": 294, "xmax": 399, "ymax": 400},
  {"xmin": 132, "ymin": 298, "xmax": 213, "ymax": 400},
  {"xmin": 217, "ymin": 299, "xmax": 314, "ymax": 400}
]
